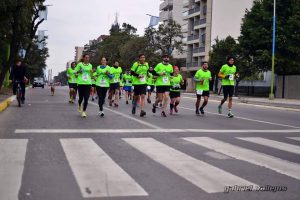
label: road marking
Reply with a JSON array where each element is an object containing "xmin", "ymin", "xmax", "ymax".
[
  {"xmin": 60, "ymin": 138, "xmax": 148, "ymax": 198},
  {"xmin": 14, "ymin": 129, "xmax": 300, "ymax": 134},
  {"xmin": 287, "ymin": 137, "xmax": 300, "ymax": 142},
  {"xmin": 237, "ymin": 137, "xmax": 300, "ymax": 155},
  {"xmin": 184, "ymin": 137, "xmax": 300, "ymax": 181},
  {"xmin": 123, "ymin": 138, "xmax": 257, "ymax": 193},
  {"xmin": 90, "ymin": 102, "xmax": 161, "ymax": 129},
  {"xmin": 0, "ymin": 139, "xmax": 28, "ymax": 200},
  {"xmin": 180, "ymin": 106, "xmax": 300, "ymax": 129}
]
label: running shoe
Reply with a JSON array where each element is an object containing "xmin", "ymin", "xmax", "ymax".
[
  {"xmin": 218, "ymin": 105, "xmax": 222, "ymax": 114},
  {"xmin": 196, "ymin": 109, "xmax": 200, "ymax": 116},
  {"xmin": 161, "ymin": 111, "xmax": 167, "ymax": 117},
  {"xmin": 147, "ymin": 98, "xmax": 151, "ymax": 104},
  {"xmin": 81, "ymin": 112, "xmax": 87, "ymax": 118},
  {"xmin": 200, "ymin": 107, "xmax": 205, "ymax": 115},
  {"xmin": 174, "ymin": 106, "xmax": 178, "ymax": 113},
  {"xmin": 132, "ymin": 106, "xmax": 136, "ymax": 115},
  {"xmin": 140, "ymin": 110, "xmax": 146, "ymax": 117},
  {"xmin": 78, "ymin": 105, "xmax": 82, "ymax": 113},
  {"xmin": 228, "ymin": 112, "xmax": 234, "ymax": 118},
  {"xmin": 152, "ymin": 104, "xmax": 156, "ymax": 113}
]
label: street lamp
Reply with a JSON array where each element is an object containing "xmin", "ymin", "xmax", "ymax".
[{"xmin": 269, "ymin": 0, "xmax": 276, "ymax": 100}]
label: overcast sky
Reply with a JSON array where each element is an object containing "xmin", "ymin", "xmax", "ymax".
[
  {"xmin": 40, "ymin": 0, "xmax": 161, "ymax": 76},
  {"xmin": 40, "ymin": 0, "xmax": 253, "ymax": 76}
]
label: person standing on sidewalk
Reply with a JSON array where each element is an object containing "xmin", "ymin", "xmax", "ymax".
[
  {"xmin": 131, "ymin": 54, "xmax": 149, "ymax": 117},
  {"xmin": 67, "ymin": 62, "xmax": 77, "ymax": 103},
  {"xmin": 152, "ymin": 54, "xmax": 173, "ymax": 117},
  {"xmin": 75, "ymin": 54, "xmax": 93, "ymax": 118},
  {"xmin": 194, "ymin": 61, "xmax": 212, "ymax": 115},
  {"xmin": 217, "ymin": 56, "xmax": 239, "ymax": 118},
  {"xmin": 95, "ymin": 57, "xmax": 111, "ymax": 117}
]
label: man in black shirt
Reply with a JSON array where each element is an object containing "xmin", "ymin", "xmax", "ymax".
[{"xmin": 10, "ymin": 60, "xmax": 28, "ymax": 103}]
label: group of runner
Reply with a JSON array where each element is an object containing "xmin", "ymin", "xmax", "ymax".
[{"xmin": 66, "ymin": 53, "xmax": 239, "ymax": 118}]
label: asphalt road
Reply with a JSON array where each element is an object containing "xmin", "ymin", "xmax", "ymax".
[{"xmin": 0, "ymin": 86, "xmax": 299, "ymax": 200}]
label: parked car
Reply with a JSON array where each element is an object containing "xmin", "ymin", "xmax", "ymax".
[{"xmin": 32, "ymin": 77, "xmax": 45, "ymax": 88}]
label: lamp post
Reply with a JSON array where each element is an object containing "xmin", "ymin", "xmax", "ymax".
[{"xmin": 269, "ymin": 0, "xmax": 276, "ymax": 100}]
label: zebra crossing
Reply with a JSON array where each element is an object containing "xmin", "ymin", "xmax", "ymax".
[{"xmin": 1, "ymin": 136, "xmax": 299, "ymax": 199}]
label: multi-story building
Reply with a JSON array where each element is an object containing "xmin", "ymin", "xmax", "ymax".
[
  {"xmin": 183, "ymin": 0, "xmax": 253, "ymax": 72},
  {"xmin": 159, "ymin": 0, "xmax": 188, "ymax": 59},
  {"xmin": 74, "ymin": 46, "xmax": 84, "ymax": 62}
]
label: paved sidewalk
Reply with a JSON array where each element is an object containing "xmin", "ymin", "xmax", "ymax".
[{"xmin": 183, "ymin": 93, "xmax": 300, "ymax": 109}]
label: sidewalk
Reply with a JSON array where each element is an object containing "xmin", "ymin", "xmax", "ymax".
[{"xmin": 183, "ymin": 93, "xmax": 300, "ymax": 110}]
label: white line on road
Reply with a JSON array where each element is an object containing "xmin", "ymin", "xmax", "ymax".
[
  {"xmin": 184, "ymin": 137, "xmax": 300, "ymax": 181},
  {"xmin": 287, "ymin": 137, "xmax": 300, "ymax": 142},
  {"xmin": 14, "ymin": 129, "xmax": 300, "ymax": 134},
  {"xmin": 180, "ymin": 106, "xmax": 300, "ymax": 129},
  {"xmin": 124, "ymin": 138, "xmax": 257, "ymax": 193},
  {"xmin": 237, "ymin": 137, "xmax": 300, "ymax": 155},
  {"xmin": 0, "ymin": 139, "xmax": 28, "ymax": 200},
  {"xmin": 90, "ymin": 102, "xmax": 161, "ymax": 129},
  {"xmin": 60, "ymin": 138, "xmax": 148, "ymax": 198}
]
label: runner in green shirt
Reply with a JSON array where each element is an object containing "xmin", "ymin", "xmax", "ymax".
[
  {"xmin": 194, "ymin": 61, "xmax": 212, "ymax": 115},
  {"xmin": 95, "ymin": 57, "xmax": 111, "ymax": 117},
  {"xmin": 170, "ymin": 66, "xmax": 184, "ymax": 115},
  {"xmin": 147, "ymin": 67, "xmax": 155, "ymax": 104},
  {"xmin": 91, "ymin": 70, "xmax": 97, "ymax": 101},
  {"xmin": 123, "ymin": 70, "xmax": 133, "ymax": 104},
  {"xmin": 66, "ymin": 62, "xmax": 77, "ymax": 103},
  {"xmin": 74, "ymin": 54, "xmax": 93, "ymax": 118},
  {"xmin": 130, "ymin": 54, "xmax": 149, "ymax": 117},
  {"xmin": 108, "ymin": 61, "xmax": 122, "ymax": 107},
  {"xmin": 152, "ymin": 54, "xmax": 174, "ymax": 117},
  {"xmin": 217, "ymin": 56, "xmax": 239, "ymax": 118}
]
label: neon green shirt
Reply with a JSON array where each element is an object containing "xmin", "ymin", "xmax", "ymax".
[
  {"xmin": 147, "ymin": 73, "xmax": 155, "ymax": 86},
  {"xmin": 131, "ymin": 62, "xmax": 149, "ymax": 85},
  {"xmin": 92, "ymin": 71, "xmax": 97, "ymax": 85},
  {"xmin": 123, "ymin": 74, "xmax": 133, "ymax": 86},
  {"xmin": 194, "ymin": 69, "xmax": 211, "ymax": 91},
  {"xmin": 67, "ymin": 67, "xmax": 77, "ymax": 84},
  {"xmin": 95, "ymin": 65, "xmax": 111, "ymax": 87},
  {"xmin": 170, "ymin": 74, "xmax": 183, "ymax": 92},
  {"xmin": 74, "ymin": 62, "xmax": 93, "ymax": 85},
  {"xmin": 154, "ymin": 62, "xmax": 173, "ymax": 86},
  {"xmin": 219, "ymin": 64, "xmax": 236, "ymax": 86},
  {"xmin": 109, "ymin": 66, "xmax": 122, "ymax": 84}
]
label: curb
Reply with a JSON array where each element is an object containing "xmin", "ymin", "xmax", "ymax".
[{"xmin": 0, "ymin": 95, "xmax": 16, "ymax": 112}]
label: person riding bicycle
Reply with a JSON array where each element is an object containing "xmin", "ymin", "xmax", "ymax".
[{"xmin": 9, "ymin": 59, "xmax": 28, "ymax": 104}]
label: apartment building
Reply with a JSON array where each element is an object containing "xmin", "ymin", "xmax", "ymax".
[
  {"xmin": 74, "ymin": 46, "xmax": 84, "ymax": 62},
  {"xmin": 183, "ymin": 0, "xmax": 253, "ymax": 72},
  {"xmin": 159, "ymin": 0, "xmax": 188, "ymax": 59}
]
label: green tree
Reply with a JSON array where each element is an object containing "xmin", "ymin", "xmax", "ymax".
[
  {"xmin": 239, "ymin": 0, "xmax": 300, "ymax": 75},
  {"xmin": 145, "ymin": 20, "xmax": 184, "ymax": 55}
]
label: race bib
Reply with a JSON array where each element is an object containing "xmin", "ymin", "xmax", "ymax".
[
  {"xmin": 196, "ymin": 90, "xmax": 203, "ymax": 95},
  {"xmin": 126, "ymin": 80, "xmax": 129, "ymax": 84},
  {"xmin": 147, "ymin": 86, "xmax": 151, "ymax": 90},
  {"xmin": 71, "ymin": 78, "xmax": 76, "ymax": 82},
  {"xmin": 99, "ymin": 79, "xmax": 106, "ymax": 86},
  {"xmin": 114, "ymin": 78, "xmax": 119, "ymax": 83},
  {"xmin": 140, "ymin": 77, "xmax": 146, "ymax": 82},
  {"xmin": 82, "ymin": 73, "xmax": 89, "ymax": 81},
  {"xmin": 163, "ymin": 76, "xmax": 169, "ymax": 84},
  {"xmin": 229, "ymin": 74, "xmax": 234, "ymax": 81},
  {"xmin": 173, "ymin": 84, "xmax": 180, "ymax": 89}
]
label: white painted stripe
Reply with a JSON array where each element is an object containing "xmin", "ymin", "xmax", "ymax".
[
  {"xmin": 287, "ymin": 137, "xmax": 300, "ymax": 142},
  {"xmin": 123, "ymin": 138, "xmax": 256, "ymax": 193},
  {"xmin": 237, "ymin": 137, "xmax": 300, "ymax": 155},
  {"xmin": 60, "ymin": 138, "xmax": 147, "ymax": 198},
  {"xmin": 184, "ymin": 137, "xmax": 300, "ymax": 180},
  {"xmin": 89, "ymin": 101, "xmax": 161, "ymax": 129},
  {"xmin": 15, "ymin": 129, "xmax": 300, "ymax": 134},
  {"xmin": 0, "ymin": 139, "xmax": 28, "ymax": 200},
  {"xmin": 180, "ymin": 106, "xmax": 300, "ymax": 129}
]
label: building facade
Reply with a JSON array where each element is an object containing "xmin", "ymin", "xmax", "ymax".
[
  {"xmin": 159, "ymin": 0, "xmax": 188, "ymax": 59},
  {"xmin": 74, "ymin": 46, "xmax": 84, "ymax": 62}
]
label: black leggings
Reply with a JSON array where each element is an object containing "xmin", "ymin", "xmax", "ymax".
[
  {"xmin": 96, "ymin": 86, "xmax": 108, "ymax": 111},
  {"xmin": 78, "ymin": 85, "xmax": 91, "ymax": 111}
]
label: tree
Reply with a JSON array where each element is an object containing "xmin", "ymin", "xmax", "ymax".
[
  {"xmin": 145, "ymin": 20, "xmax": 184, "ymax": 55},
  {"xmin": 0, "ymin": 0, "xmax": 46, "ymax": 90},
  {"xmin": 239, "ymin": 0, "xmax": 300, "ymax": 75}
]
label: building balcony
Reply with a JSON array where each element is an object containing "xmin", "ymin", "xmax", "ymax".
[
  {"xmin": 194, "ymin": 18, "xmax": 207, "ymax": 29},
  {"xmin": 187, "ymin": 34, "xmax": 199, "ymax": 41},
  {"xmin": 183, "ymin": 0, "xmax": 189, "ymax": 8},
  {"xmin": 186, "ymin": 62, "xmax": 199, "ymax": 68},
  {"xmin": 188, "ymin": 6, "xmax": 200, "ymax": 15},
  {"xmin": 159, "ymin": 0, "xmax": 173, "ymax": 11},
  {"xmin": 159, "ymin": 11, "xmax": 173, "ymax": 21},
  {"xmin": 193, "ymin": 47, "xmax": 205, "ymax": 54}
]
